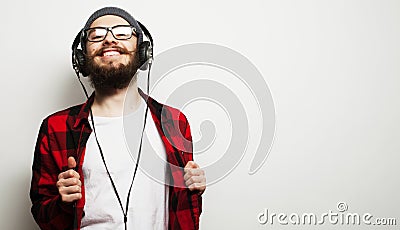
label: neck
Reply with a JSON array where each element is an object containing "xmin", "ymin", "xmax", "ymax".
[{"xmin": 91, "ymin": 81, "xmax": 142, "ymax": 117}]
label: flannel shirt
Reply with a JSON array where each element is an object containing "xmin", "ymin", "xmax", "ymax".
[{"xmin": 30, "ymin": 89, "xmax": 202, "ymax": 230}]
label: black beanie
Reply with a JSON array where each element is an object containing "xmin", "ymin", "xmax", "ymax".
[{"xmin": 81, "ymin": 6, "xmax": 143, "ymax": 52}]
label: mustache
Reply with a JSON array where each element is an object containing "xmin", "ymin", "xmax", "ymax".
[{"xmin": 86, "ymin": 46, "xmax": 137, "ymax": 58}]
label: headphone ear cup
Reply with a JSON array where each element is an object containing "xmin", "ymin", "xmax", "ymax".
[
  {"xmin": 138, "ymin": 41, "xmax": 153, "ymax": 70},
  {"xmin": 75, "ymin": 49, "xmax": 89, "ymax": 77}
]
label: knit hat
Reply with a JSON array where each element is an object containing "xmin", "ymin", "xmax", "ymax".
[{"xmin": 81, "ymin": 6, "xmax": 143, "ymax": 52}]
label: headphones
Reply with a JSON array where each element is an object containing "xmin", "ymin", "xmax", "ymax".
[{"xmin": 72, "ymin": 21, "xmax": 154, "ymax": 77}]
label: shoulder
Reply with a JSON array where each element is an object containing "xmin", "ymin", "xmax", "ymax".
[{"xmin": 41, "ymin": 103, "xmax": 85, "ymax": 129}]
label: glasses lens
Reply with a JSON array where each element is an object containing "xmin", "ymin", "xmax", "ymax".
[
  {"xmin": 86, "ymin": 26, "xmax": 136, "ymax": 42},
  {"xmin": 112, "ymin": 26, "xmax": 134, "ymax": 40},
  {"xmin": 87, "ymin": 28, "xmax": 107, "ymax": 42}
]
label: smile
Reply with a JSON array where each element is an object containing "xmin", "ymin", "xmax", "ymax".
[{"xmin": 102, "ymin": 50, "xmax": 121, "ymax": 56}]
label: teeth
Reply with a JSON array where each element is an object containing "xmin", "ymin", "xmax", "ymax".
[{"xmin": 103, "ymin": 51, "xmax": 120, "ymax": 56}]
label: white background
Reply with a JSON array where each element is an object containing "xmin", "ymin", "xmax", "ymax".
[{"xmin": 1, "ymin": 0, "xmax": 399, "ymax": 229}]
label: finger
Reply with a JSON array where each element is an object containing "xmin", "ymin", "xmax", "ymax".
[
  {"xmin": 184, "ymin": 161, "xmax": 199, "ymax": 172},
  {"xmin": 185, "ymin": 174, "xmax": 206, "ymax": 185},
  {"xmin": 184, "ymin": 168, "xmax": 204, "ymax": 181},
  {"xmin": 188, "ymin": 182, "xmax": 206, "ymax": 192},
  {"xmin": 57, "ymin": 177, "xmax": 82, "ymax": 188},
  {"xmin": 59, "ymin": 185, "xmax": 82, "ymax": 195},
  {"xmin": 61, "ymin": 192, "xmax": 82, "ymax": 203},
  {"xmin": 68, "ymin": 156, "xmax": 77, "ymax": 169},
  {"xmin": 58, "ymin": 169, "xmax": 80, "ymax": 180}
]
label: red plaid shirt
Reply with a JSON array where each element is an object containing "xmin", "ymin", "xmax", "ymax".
[{"xmin": 30, "ymin": 89, "xmax": 202, "ymax": 229}]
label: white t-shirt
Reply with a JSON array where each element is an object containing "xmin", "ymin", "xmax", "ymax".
[{"xmin": 81, "ymin": 99, "xmax": 169, "ymax": 229}]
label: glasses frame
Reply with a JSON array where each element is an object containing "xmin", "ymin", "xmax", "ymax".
[{"xmin": 84, "ymin": 25, "xmax": 137, "ymax": 42}]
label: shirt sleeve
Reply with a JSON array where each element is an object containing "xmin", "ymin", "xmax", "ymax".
[{"xmin": 30, "ymin": 118, "xmax": 75, "ymax": 230}]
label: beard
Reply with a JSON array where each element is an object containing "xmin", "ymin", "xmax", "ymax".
[{"xmin": 86, "ymin": 48, "xmax": 140, "ymax": 92}]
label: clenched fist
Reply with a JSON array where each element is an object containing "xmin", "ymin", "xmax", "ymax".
[
  {"xmin": 56, "ymin": 157, "xmax": 82, "ymax": 202},
  {"xmin": 184, "ymin": 161, "xmax": 206, "ymax": 195}
]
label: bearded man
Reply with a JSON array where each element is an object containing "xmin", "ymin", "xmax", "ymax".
[{"xmin": 30, "ymin": 6, "xmax": 204, "ymax": 230}]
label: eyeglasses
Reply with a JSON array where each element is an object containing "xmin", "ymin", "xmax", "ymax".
[{"xmin": 84, "ymin": 25, "xmax": 137, "ymax": 42}]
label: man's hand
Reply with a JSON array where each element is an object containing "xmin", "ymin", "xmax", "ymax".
[
  {"xmin": 184, "ymin": 161, "xmax": 206, "ymax": 195},
  {"xmin": 56, "ymin": 157, "xmax": 82, "ymax": 202}
]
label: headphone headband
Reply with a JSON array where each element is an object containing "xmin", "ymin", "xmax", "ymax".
[{"xmin": 137, "ymin": 21, "xmax": 153, "ymax": 47}]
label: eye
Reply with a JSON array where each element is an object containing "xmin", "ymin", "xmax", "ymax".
[
  {"xmin": 115, "ymin": 32, "xmax": 128, "ymax": 37},
  {"xmin": 92, "ymin": 35, "xmax": 103, "ymax": 40},
  {"xmin": 113, "ymin": 26, "xmax": 132, "ymax": 39},
  {"xmin": 87, "ymin": 28, "xmax": 107, "ymax": 41}
]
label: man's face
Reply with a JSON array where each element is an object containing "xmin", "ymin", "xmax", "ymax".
[
  {"xmin": 85, "ymin": 15, "xmax": 141, "ymax": 91},
  {"xmin": 86, "ymin": 15, "xmax": 137, "ymax": 68}
]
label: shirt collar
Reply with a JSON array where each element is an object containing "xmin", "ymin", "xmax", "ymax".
[
  {"xmin": 72, "ymin": 88, "xmax": 157, "ymax": 129},
  {"xmin": 73, "ymin": 92, "xmax": 95, "ymax": 129}
]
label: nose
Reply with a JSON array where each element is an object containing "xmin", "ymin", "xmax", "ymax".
[{"xmin": 103, "ymin": 30, "xmax": 118, "ymax": 45}]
